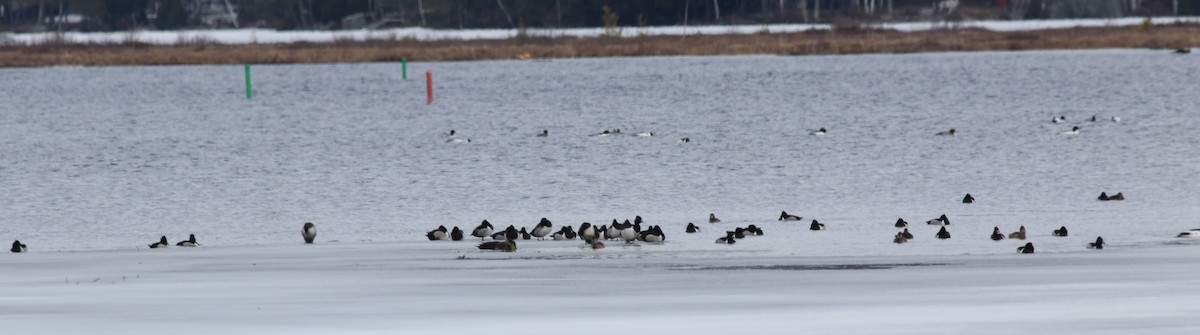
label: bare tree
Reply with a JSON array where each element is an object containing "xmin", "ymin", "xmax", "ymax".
[
  {"xmin": 713, "ymin": 0, "xmax": 721, "ymax": 20},
  {"xmin": 417, "ymin": 0, "xmax": 426, "ymax": 26}
]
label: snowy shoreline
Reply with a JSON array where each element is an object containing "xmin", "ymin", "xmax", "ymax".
[{"xmin": 4, "ymin": 16, "xmax": 1199, "ymax": 46}]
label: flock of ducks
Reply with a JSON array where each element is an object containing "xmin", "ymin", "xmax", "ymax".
[{"xmin": 411, "ymin": 190, "xmax": 1135, "ymax": 254}]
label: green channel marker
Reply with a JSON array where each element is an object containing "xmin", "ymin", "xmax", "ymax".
[
  {"xmin": 244, "ymin": 64, "xmax": 252, "ymax": 100},
  {"xmin": 402, "ymin": 57, "xmax": 408, "ymax": 80}
]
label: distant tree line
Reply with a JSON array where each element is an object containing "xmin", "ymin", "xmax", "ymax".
[{"xmin": 2, "ymin": 0, "xmax": 1196, "ymax": 32}]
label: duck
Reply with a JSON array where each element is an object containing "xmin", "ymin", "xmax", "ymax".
[
  {"xmin": 148, "ymin": 236, "xmax": 169, "ymax": 248},
  {"xmin": 746, "ymin": 224, "xmax": 763, "ymax": 236},
  {"xmin": 426, "ymin": 225, "xmax": 449, "ymax": 241},
  {"xmin": 301, "ymin": 222, "xmax": 317, "ymax": 244},
  {"xmin": 471, "ymin": 220, "xmax": 495, "ymax": 240},
  {"xmin": 1111, "ymin": 116, "xmax": 1121, "ymax": 123},
  {"xmin": 809, "ymin": 220, "xmax": 826, "ymax": 231},
  {"xmin": 1108, "ymin": 192, "xmax": 1125, "ymax": 201},
  {"xmin": 1053, "ymin": 226, "xmax": 1069, "ymax": 237},
  {"xmin": 579, "ymin": 222, "xmax": 598, "ymax": 243},
  {"xmin": 531, "ymin": 218, "xmax": 553, "ymax": 240},
  {"xmin": 640, "ymin": 226, "xmax": 666, "ymax": 243},
  {"xmin": 447, "ymin": 129, "xmax": 457, "ymax": 137},
  {"xmin": 175, "ymin": 234, "xmax": 198, "ymax": 247},
  {"xmin": 590, "ymin": 240, "xmax": 606, "ymax": 249},
  {"xmin": 901, "ymin": 228, "xmax": 914, "ymax": 239},
  {"xmin": 715, "ymin": 231, "xmax": 737, "ymax": 244},
  {"xmin": 503, "ymin": 225, "xmax": 519, "ymax": 241},
  {"xmin": 519, "ymin": 227, "xmax": 532, "ymax": 240},
  {"xmin": 1176, "ymin": 229, "xmax": 1200, "ymax": 238},
  {"xmin": 935, "ymin": 128, "xmax": 957, "ymax": 136},
  {"xmin": 708, "ymin": 213, "xmax": 721, "ymax": 223},
  {"xmin": 1052, "ymin": 116, "xmax": 1066, "ymax": 123},
  {"xmin": 732, "ymin": 228, "xmax": 748, "ymax": 239},
  {"xmin": 686, "ymin": 222, "xmax": 700, "ymax": 233},
  {"xmin": 634, "ymin": 131, "xmax": 653, "ymax": 137},
  {"xmin": 893, "ymin": 232, "xmax": 908, "ymax": 244},
  {"xmin": 1098, "ymin": 192, "xmax": 1110, "ymax": 201},
  {"xmin": 606, "ymin": 220, "xmax": 623, "ymax": 240},
  {"xmin": 450, "ymin": 226, "xmax": 464, "ymax": 241},
  {"xmin": 810, "ymin": 127, "xmax": 827, "ymax": 136},
  {"xmin": 1008, "ymin": 226, "xmax": 1027, "ymax": 240},
  {"xmin": 679, "ymin": 137, "xmax": 691, "ymax": 143},
  {"xmin": 620, "ymin": 223, "xmax": 638, "ymax": 244},
  {"xmin": 1088, "ymin": 237, "xmax": 1105, "ymax": 249},
  {"xmin": 1090, "ymin": 115, "xmax": 1097, "ymax": 122},
  {"xmin": 536, "ymin": 129, "xmax": 548, "ymax": 137},
  {"xmin": 1059, "ymin": 126, "xmax": 1080, "ymax": 135},
  {"xmin": 551, "ymin": 226, "xmax": 577, "ymax": 240},
  {"xmin": 779, "ymin": 211, "xmax": 802, "ymax": 221},
  {"xmin": 590, "ymin": 129, "xmax": 622, "ymax": 137},
  {"xmin": 1017, "ymin": 242, "xmax": 1035, "ymax": 254},
  {"xmin": 962, "ymin": 194, "xmax": 975, "ymax": 204},
  {"xmin": 926, "ymin": 214, "xmax": 950, "ymax": 226},
  {"xmin": 990, "ymin": 227, "xmax": 1005, "ymax": 241},
  {"xmin": 1175, "ymin": 48, "xmax": 1192, "ymax": 54},
  {"xmin": 894, "ymin": 218, "xmax": 908, "ymax": 228},
  {"xmin": 935, "ymin": 226, "xmax": 951, "ymax": 239},
  {"xmin": 477, "ymin": 240, "xmax": 517, "ymax": 252},
  {"xmin": 11, "ymin": 240, "xmax": 26, "ymax": 253},
  {"xmin": 446, "ymin": 138, "xmax": 472, "ymax": 143}
]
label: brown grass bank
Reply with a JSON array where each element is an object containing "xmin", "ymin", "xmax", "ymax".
[{"xmin": 1, "ymin": 24, "xmax": 1198, "ymax": 68}]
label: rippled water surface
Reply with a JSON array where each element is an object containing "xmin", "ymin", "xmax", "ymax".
[{"xmin": 2, "ymin": 50, "xmax": 1198, "ymax": 253}]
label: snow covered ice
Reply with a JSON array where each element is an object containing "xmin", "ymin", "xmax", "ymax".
[{"xmin": 2, "ymin": 50, "xmax": 1200, "ymax": 333}]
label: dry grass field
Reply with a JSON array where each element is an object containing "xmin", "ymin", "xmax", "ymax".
[{"xmin": 1, "ymin": 23, "xmax": 1197, "ymax": 67}]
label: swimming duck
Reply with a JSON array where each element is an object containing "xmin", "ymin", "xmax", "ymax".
[
  {"xmin": 901, "ymin": 228, "xmax": 914, "ymax": 239},
  {"xmin": 809, "ymin": 220, "xmax": 826, "ymax": 231},
  {"xmin": 536, "ymin": 129, "xmax": 548, "ymax": 137},
  {"xmin": 1108, "ymin": 192, "xmax": 1125, "ymax": 201},
  {"xmin": 926, "ymin": 214, "xmax": 949, "ymax": 226},
  {"xmin": 1017, "ymin": 242, "xmax": 1035, "ymax": 254},
  {"xmin": 893, "ymin": 232, "xmax": 908, "ymax": 244},
  {"xmin": 1052, "ymin": 116, "xmax": 1066, "ymax": 123},
  {"xmin": 10, "ymin": 240, "xmax": 26, "ymax": 253},
  {"xmin": 962, "ymin": 194, "xmax": 975, "ymax": 203},
  {"xmin": 895, "ymin": 218, "xmax": 908, "ymax": 228},
  {"xmin": 301, "ymin": 222, "xmax": 317, "ymax": 244},
  {"xmin": 686, "ymin": 222, "xmax": 700, "ymax": 233},
  {"xmin": 1088, "ymin": 237, "xmax": 1105, "ymax": 249},
  {"xmin": 634, "ymin": 131, "xmax": 653, "ymax": 137},
  {"xmin": 1053, "ymin": 226, "xmax": 1068, "ymax": 237},
  {"xmin": 779, "ymin": 211, "xmax": 802, "ymax": 221},
  {"xmin": 148, "ymin": 236, "xmax": 169, "ymax": 248},
  {"xmin": 936, "ymin": 227, "xmax": 951, "ymax": 239},
  {"xmin": 447, "ymin": 138, "xmax": 472, "ymax": 143},
  {"xmin": 990, "ymin": 227, "xmax": 1005, "ymax": 241},
  {"xmin": 715, "ymin": 231, "xmax": 737, "ymax": 244},
  {"xmin": 176, "ymin": 234, "xmax": 198, "ymax": 247},
  {"xmin": 1098, "ymin": 192, "xmax": 1110, "ymax": 201},
  {"xmin": 1008, "ymin": 226, "xmax": 1027, "ymax": 240},
  {"xmin": 679, "ymin": 138, "xmax": 691, "ymax": 143},
  {"xmin": 935, "ymin": 128, "xmax": 957, "ymax": 136},
  {"xmin": 810, "ymin": 128, "xmax": 827, "ymax": 136},
  {"xmin": 1111, "ymin": 116, "xmax": 1121, "ymax": 123},
  {"xmin": 1059, "ymin": 126, "xmax": 1080, "ymax": 135},
  {"xmin": 746, "ymin": 224, "xmax": 763, "ymax": 236},
  {"xmin": 708, "ymin": 213, "xmax": 721, "ymax": 223}
]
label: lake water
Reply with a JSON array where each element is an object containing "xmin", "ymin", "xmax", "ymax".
[{"xmin": 2, "ymin": 50, "xmax": 1198, "ymax": 253}]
